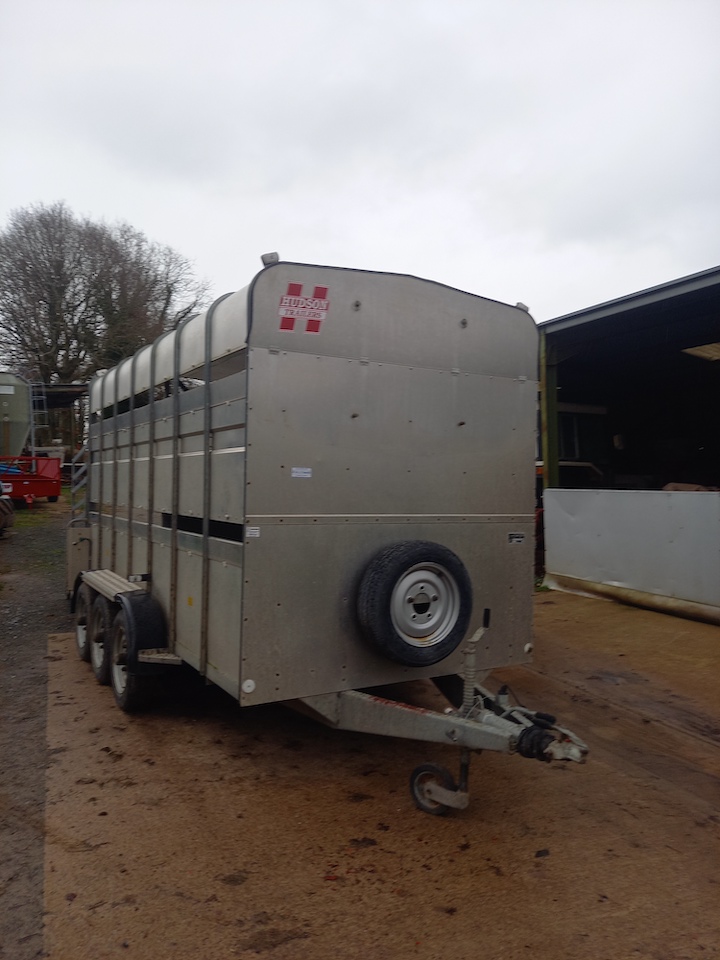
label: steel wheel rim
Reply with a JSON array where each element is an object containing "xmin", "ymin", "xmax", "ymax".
[
  {"xmin": 390, "ymin": 562, "xmax": 460, "ymax": 647},
  {"xmin": 112, "ymin": 620, "xmax": 128, "ymax": 696},
  {"xmin": 89, "ymin": 605, "xmax": 104, "ymax": 672},
  {"xmin": 75, "ymin": 621, "xmax": 87, "ymax": 655},
  {"xmin": 75, "ymin": 594, "xmax": 88, "ymax": 655}
]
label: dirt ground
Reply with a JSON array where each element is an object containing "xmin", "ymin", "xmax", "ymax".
[{"xmin": 1, "ymin": 499, "xmax": 719, "ymax": 960}]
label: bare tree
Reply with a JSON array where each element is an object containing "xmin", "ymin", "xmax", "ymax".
[
  {"xmin": 0, "ymin": 203, "xmax": 94, "ymax": 381},
  {"xmin": 0, "ymin": 202, "xmax": 208, "ymax": 382},
  {"xmin": 85, "ymin": 221, "xmax": 207, "ymax": 370}
]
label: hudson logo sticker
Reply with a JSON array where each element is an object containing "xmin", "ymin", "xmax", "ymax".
[{"xmin": 279, "ymin": 282, "xmax": 329, "ymax": 333}]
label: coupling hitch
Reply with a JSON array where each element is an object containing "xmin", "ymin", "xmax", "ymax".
[
  {"xmin": 409, "ymin": 615, "xmax": 589, "ymax": 814},
  {"xmin": 517, "ymin": 724, "xmax": 556, "ymax": 761}
]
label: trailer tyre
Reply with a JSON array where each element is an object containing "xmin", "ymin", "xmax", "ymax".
[
  {"xmin": 89, "ymin": 596, "xmax": 114, "ymax": 685},
  {"xmin": 110, "ymin": 609, "xmax": 153, "ymax": 713},
  {"xmin": 357, "ymin": 541, "xmax": 472, "ymax": 667},
  {"xmin": 75, "ymin": 583, "xmax": 94, "ymax": 662}
]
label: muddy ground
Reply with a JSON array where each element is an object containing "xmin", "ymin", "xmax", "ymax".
[{"xmin": 1, "ymin": 499, "xmax": 719, "ymax": 960}]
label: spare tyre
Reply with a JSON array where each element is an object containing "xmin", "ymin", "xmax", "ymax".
[{"xmin": 357, "ymin": 541, "xmax": 473, "ymax": 667}]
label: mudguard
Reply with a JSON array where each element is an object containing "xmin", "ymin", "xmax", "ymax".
[{"xmin": 115, "ymin": 591, "xmax": 168, "ymax": 675}]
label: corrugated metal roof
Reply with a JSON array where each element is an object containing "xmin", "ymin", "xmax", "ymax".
[{"xmin": 541, "ymin": 264, "xmax": 720, "ymax": 333}]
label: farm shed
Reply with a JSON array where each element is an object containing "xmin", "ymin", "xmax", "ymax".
[{"xmin": 539, "ymin": 265, "xmax": 720, "ymax": 623}]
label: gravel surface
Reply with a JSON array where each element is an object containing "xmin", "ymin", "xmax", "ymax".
[
  {"xmin": 0, "ymin": 501, "xmax": 73, "ymax": 960},
  {"xmin": 2, "ymin": 499, "xmax": 719, "ymax": 960}
]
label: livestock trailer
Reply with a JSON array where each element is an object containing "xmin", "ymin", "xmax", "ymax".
[{"xmin": 68, "ymin": 258, "xmax": 586, "ymax": 813}]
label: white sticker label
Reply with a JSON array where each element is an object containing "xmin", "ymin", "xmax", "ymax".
[
  {"xmin": 291, "ymin": 467, "xmax": 312, "ymax": 478},
  {"xmin": 245, "ymin": 526, "xmax": 261, "ymax": 538},
  {"xmin": 0, "ymin": 386, "xmax": 15, "ymax": 394},
  {"xmin": 508, "ymin": 532, "xmax": 525, "ymax": 544}
]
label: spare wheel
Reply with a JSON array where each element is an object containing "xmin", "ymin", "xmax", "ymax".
[{"xmin": 357, "ymin": 541, "xmax": 472, "ymax": 667}]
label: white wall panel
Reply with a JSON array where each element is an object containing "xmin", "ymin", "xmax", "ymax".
[{"xmin": 545, "ymin": 490, "xmax": 720, "ymax": 608}]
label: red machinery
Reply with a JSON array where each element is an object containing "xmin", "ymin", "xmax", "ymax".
[{"xmin": 0, "ymin": 455, "xmax": 62, "ymax": 506}]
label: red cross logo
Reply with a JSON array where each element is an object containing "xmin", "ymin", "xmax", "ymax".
[{"xmin": 278, "ymin": 283, "xmax": 330, "ymax": 333}]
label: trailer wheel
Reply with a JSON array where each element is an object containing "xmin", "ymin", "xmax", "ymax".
[
  {"xmin": 89, "ymin": 596, "xmax": 114, "ymax": 685},
  {"xmin": 357, "ymin": 541, "xmax": 472, "ymax": 667},
  {"xmin": 110, "ymin": 609, "xmax": 152, "ymax": 713},
  {"xmin": 410, "ymin": 763, "xmax": 456, "ymax": 816},
  {"xmin": 75, "ymin": 583, "xmax": 95, "ymax": 662}
]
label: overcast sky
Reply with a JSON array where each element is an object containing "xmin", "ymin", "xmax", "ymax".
[{"xmin": 1, "ymin": 0, "xmax": 718, "ymax": 321}]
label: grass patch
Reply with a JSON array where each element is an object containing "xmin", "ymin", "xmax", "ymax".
[{"xmin": 14, "ymin": 507, "xmax": 53, "ymax": 529}]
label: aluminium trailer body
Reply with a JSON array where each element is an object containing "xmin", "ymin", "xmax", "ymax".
[{"xmin": 68, "ymin": 259, "xmax": 586, "ymax": 814}]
